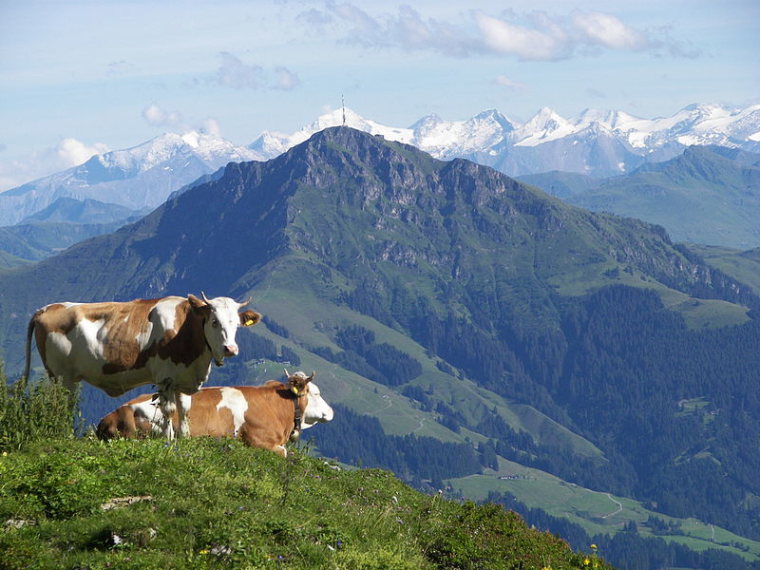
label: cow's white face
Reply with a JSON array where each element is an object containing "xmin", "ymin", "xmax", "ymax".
[
  {"xmin": 302, "ymin": 382, "xmax": 334, "ymax": 429},
  {"xmin": 199, "ymin": 296, "xmax": 248, "ymax": 365}
]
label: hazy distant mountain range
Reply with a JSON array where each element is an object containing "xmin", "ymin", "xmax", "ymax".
[
  {"xmin": 0, "ymin": 132, "xmax": 259, "ymax": 227},
  {"xmin": 520, "ymin": 145, "xmax": 760, "ymax": 249},
  {"xmin": 2, "ymin": 103, "xmax": 757, "ymax": 229}
]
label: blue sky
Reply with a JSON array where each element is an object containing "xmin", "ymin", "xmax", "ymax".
[{"xmin": 1, "ymin": 0, "xmax": 758, "ymax": 191}]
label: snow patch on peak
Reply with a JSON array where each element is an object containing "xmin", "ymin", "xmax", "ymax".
[
  {"xmin": 411, "ymin": 114, "xmax": 445, "ymax": 133},
  {"xmin": 514, "ymin": 108, "xmax": 574, "ymax": 147},
  {"xmin": 309, "ymin": 108, "xmax": 413, "ymax": 144},
  {"xmin": 180, "ymin": 131, "xmax": 202, "ymax": 148}
]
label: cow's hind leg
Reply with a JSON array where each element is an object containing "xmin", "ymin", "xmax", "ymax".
[
  {"xmin": 51, "ymin": 375, "xmax": 80, "ymax": 409},
  {"xmin": 156, "ymin": 381, "xmax": 177, "ymax": 440}
]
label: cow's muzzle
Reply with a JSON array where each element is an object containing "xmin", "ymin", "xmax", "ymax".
[{"xmin": 223, "ymin": 345, "xmax": 239, "ymax": 357}]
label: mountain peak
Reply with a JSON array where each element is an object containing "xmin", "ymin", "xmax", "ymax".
[
  {"xmin": 514, "ymin": 108, "xmax": 574, "ymax": 147},
  {"xmin": 472, "ymin": 108, "xmax": 513, "ymax": 126},
  {"xmin": 410, "ymin": 113, "xmax": 445, "ymax": 135}
]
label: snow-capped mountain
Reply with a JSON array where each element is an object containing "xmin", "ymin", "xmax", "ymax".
[
  {"xmin": 249, "ymin": 103, "xmax": 760, "ymax": 178},
  {"xmin": 3, "ymin": 103, "xmax": 758, "ymax": 229},
  {"xmin": 0, "ymin": 131, "xmax": 259, "ymax": 226},
  {"xmin": 247, "ymin": 108, "xmax": 416, "ymax": 158}
]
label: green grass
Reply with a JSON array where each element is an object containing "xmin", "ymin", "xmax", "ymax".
[
  {"xmin": 0, "ymin": 249, "xmax": 30, "ymax": 270},
  {"xmin": 448, "ymin": 457, "xmax": 760, "ymax": 563},
  {"xmin": 0, "ymin": 437, "xmax": 611, "ymax": 570},
  {"xmin": 687, "ymin": 244, "xmax": 760, "ymax": 296},
  {"xmin": 550, "ymin": 261, "xmax": 752, "ymax": 330},
  {"xmin": 0, "ymin": 370, "xmax": 611, "ymax": 569}
]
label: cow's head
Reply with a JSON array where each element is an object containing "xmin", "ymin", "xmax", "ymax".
[
  {"xmin": 285, "ymin": 369, "xmax": 334, "ymax": 429},
  {"xmin": 188, "ymin": 293, "xmax": 261, "ymax": 365}
]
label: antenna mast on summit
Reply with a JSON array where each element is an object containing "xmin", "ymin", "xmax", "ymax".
[{"xmin": 342, "ymin": 94, "xmax": 346, "ymax": 126}]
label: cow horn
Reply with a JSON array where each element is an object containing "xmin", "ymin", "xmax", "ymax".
[
  {"xmin": 283, "ymin": 368, "xmax": 290, "ymax": 379},
  {"xmin": 307, "ymin": 371, "xmax": 315, "ymax": 382},
  {"xmin": 201, "ymin": 291, "xmax": 211, "ymax": 304},
  {"xmin": 237, "ymin": 296, "xmax": 252, "ymax": 307}
]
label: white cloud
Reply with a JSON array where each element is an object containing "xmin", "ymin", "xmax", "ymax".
[
  {"xmin": 55, "ymin": 138, "xmax": 109, "ymax": 167},
  {"xmin": 328, "ymin": 1, "xmax": 380, "ymax": 35},
  {"xmin": 314, "ymin": 3, "xmax": 695, "ymax": 61},
  {"xmin": 274, "ymin": 66, "xmax": 301, "ymax": 90},
  {"xmin": 216, "ymin": 52, "xmax": 264, "ymax": 90},
  {"xmin": 572, "ymin": 12, "xmax": 647, "ymax": 50},
  {"xmin": 199, "ymin": 118, "xmax": 223, "ymax": 138},
  {"xmin": 142, "ymin": 104, "xmax": 183, "ymax": 128},
  {"xmin": 494, "ymin": 75, "xmax": 526, "ymax": 90},
  {"xmin": 475, "ymin": 12, "xmax": 567, "ymax": 61},
  {"xmin": 0, "ymin": 138, "xmax": 110, "ymax": 192},
  {"xmin": 325, "ymin": 3, "xmax": 476, "ymax": 56},
  {"xmin": 214, "ymin": 52, "xmax": 301, "ymax": 91}
]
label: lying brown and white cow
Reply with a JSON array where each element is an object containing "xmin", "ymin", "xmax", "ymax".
[
  {"xmin": 96, "ymin": 370, "xmax": 334, "ymax": 456},
  {"xmin": 24, "ymin": 293, "xmax": 261, "ymax": 439}
]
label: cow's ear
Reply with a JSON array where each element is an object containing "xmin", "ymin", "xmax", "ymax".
[
  {"xmin": 239, "ymin": 310, "xmax": 261, "ymax": 327},
  {"xmin": 188, "ymin": 295, "xmax": 212, "ymax": 317},
  {"xmin": 288, "ymin": 374, "xmax": 308, "ymax": 396},
  {"xmin": 187, "ymin": 294, "xmax": 206, "ymax": 309}
]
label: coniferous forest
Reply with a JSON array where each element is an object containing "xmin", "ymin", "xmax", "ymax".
[{"xmin": 344, "ymin": 280, "xmax": 760, "ymax": 541}]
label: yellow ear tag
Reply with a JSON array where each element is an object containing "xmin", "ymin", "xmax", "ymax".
[
  {"xmin": 291, "ymin": 386, "xmax": 300, "ymax": 396},
  {"xmin": 244, "ymin": 319, "xmax": 255, "ymax": 327}
]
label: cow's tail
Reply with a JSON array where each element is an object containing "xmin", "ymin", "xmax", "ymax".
[{"xmin": 23, "ymin": 315, "xmax": 36, "ymax": 380}]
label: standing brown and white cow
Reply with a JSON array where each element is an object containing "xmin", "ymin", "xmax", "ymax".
[
  {"xmin": 96, "ymin": 370, "xmax": 334, "ymax": 456},
  {"xmin": 24, "ymin": 293, "xmax": 261, "ymax": 439}
]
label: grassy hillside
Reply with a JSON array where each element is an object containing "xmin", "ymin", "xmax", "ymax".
[
  {"xmin": 0, "ymin": 220, "xmax": 129, "ymax": 263},
  {"xmin": 0, "ymin": 438, "xmax": 613, "ymax": 570},
  {"xmin": 0, "ymin": 249, "xmax": 30, "ymax": 270},
  {"xmin": 686, "ymin": 244, "xmax": 760, "ymax": 296},
  {"xmin": 565, "ymin": 146, "xmax": 760, "ymax": 249},
  {"xmin": 448, "ymin": 458, "xmax": 760, "ymax": 564},
  {"xmin": 0, "ymin": 378, "xmax": 609, "ymax": 570}
]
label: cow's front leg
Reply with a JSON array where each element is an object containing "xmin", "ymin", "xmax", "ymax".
[
  {"xmin": 176, "ymin": 393, "xmax": 190, "ymax": 438},
  {"xmin": 156, "ymin": 381, "xmax": 177, "ymax": 440}
]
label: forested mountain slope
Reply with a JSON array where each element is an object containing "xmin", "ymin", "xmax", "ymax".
[{"xmin": 524, "ymin": 146, "xmax": 760, "ymax": 249}]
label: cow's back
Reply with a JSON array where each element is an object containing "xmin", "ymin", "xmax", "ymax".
[
  {"xmin": 32, "ymin": 298, "xmax": 186, "ymax": 395},
  {"xmin": 233, "ymin": 384, "xmax": 295, "ymax": 451},
  {"xmin": 97, "ymin": 384, "xmax": 292, "ymax": 443},
  {"xmin": 185, "ymin": 387, "xmax": 248, "ymax": 438},
  {"xmin": 97, "ymin": 387, "xmax": 250, "ymax": 439}
]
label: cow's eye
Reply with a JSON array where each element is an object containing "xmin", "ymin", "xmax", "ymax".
[{"xmin": 211, "ymin": 319, "xmax": 220, "ymax": 328}]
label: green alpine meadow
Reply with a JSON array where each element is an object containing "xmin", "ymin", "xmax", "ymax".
[{"xmin": 0, "ymin": 376, "xmax": 609, "ymax": 570}]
